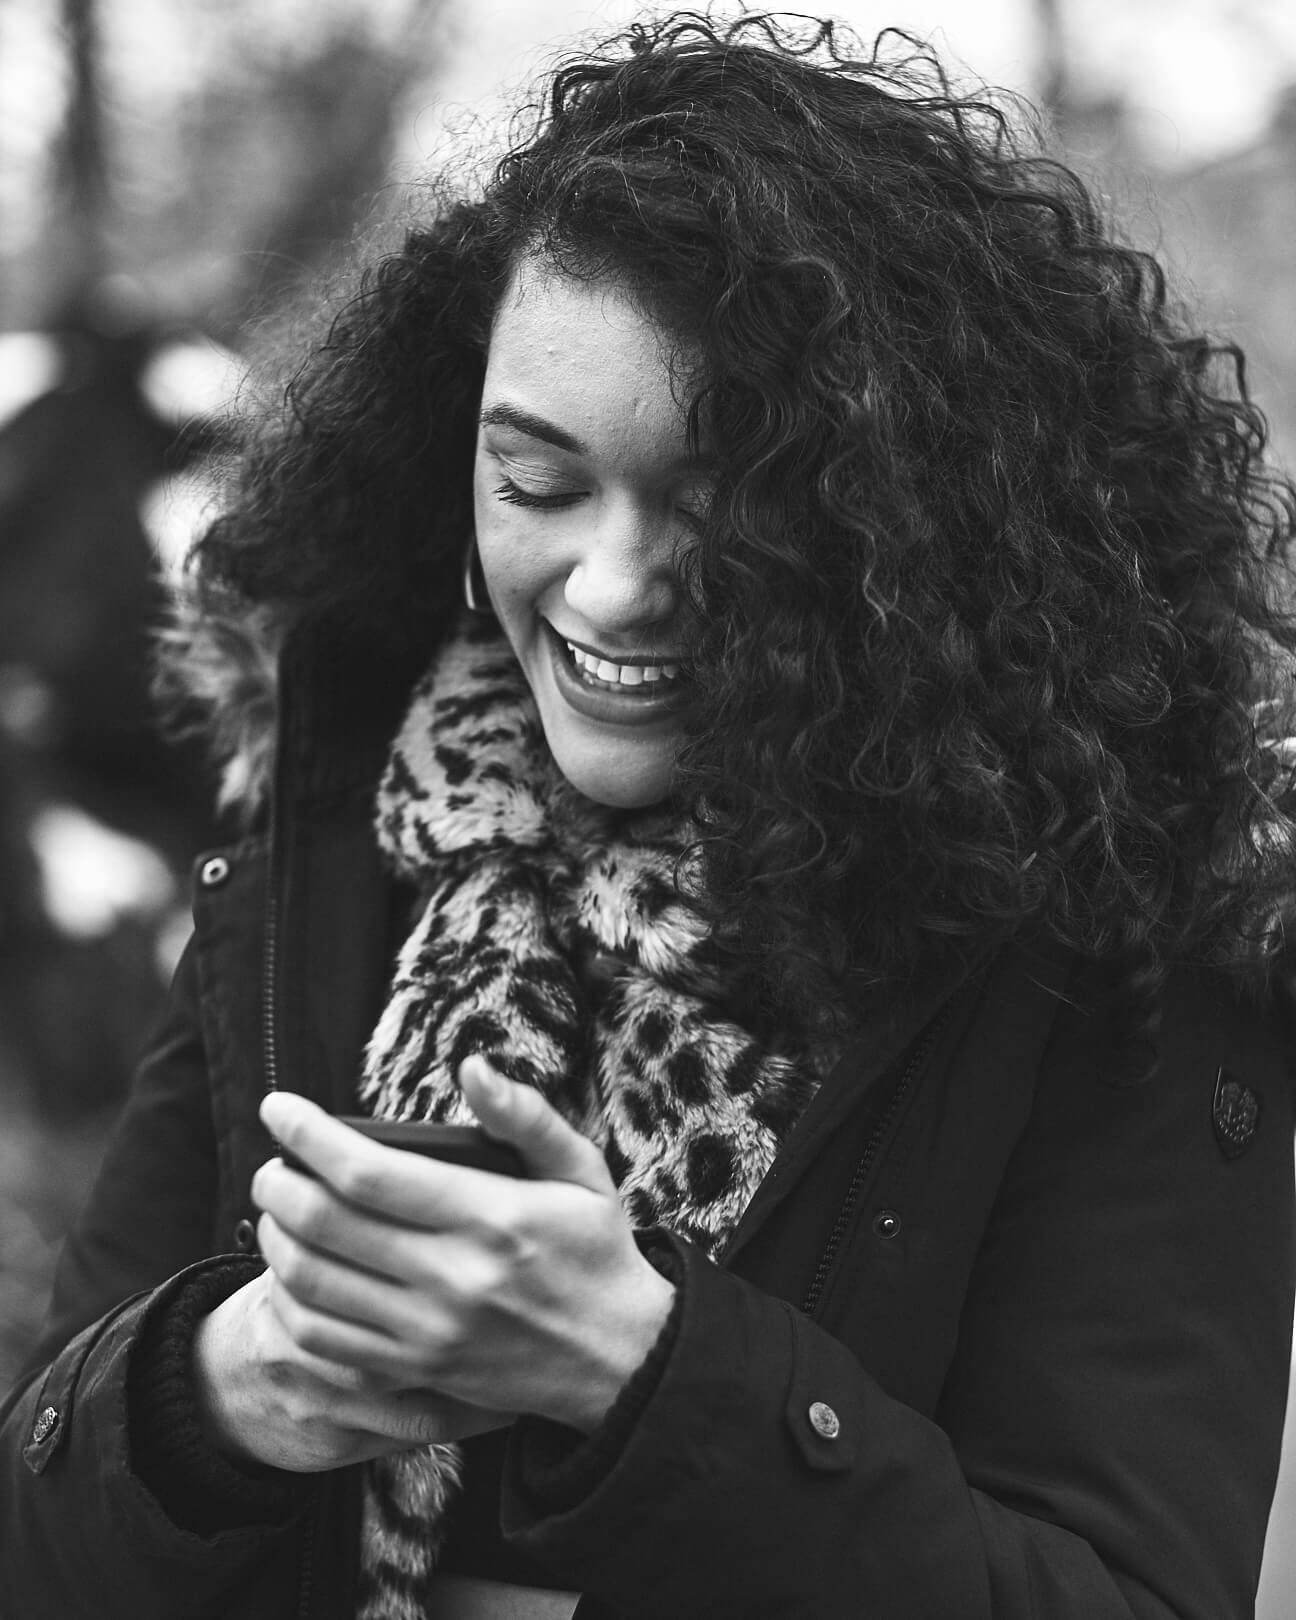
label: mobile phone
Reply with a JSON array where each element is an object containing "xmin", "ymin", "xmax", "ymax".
[{"xmin": 279, "ymin": 1118, "xmax": 525, "ymax": 1179}]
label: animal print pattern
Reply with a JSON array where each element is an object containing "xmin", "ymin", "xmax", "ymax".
[
  {"xmin": 357, "ymin": 1446, "xmax": 462, "ymax": 1620},
  {"xmin": 356, "ymin": 612, "xmax": 831, "ymax": 1615}
]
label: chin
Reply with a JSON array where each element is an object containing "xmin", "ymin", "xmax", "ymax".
[
  {"xmin": 526, "ymin": 654, "xmax": 682, "ymax": 809},
  {"xmin": 551, "ymin": 744, "xmax": 675, "ymax": 810}
]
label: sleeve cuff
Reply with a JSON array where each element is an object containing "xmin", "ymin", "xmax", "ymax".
[
  {"xmin": 510, "ymin": 1230, "xmax": 684, "ymax": 1515},
  {"xmin": 127, "ymin": 1256, "xmax": 315, "ymax": 1535}
]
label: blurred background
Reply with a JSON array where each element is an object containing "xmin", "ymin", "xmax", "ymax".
[{"xmin": 1, "ymin": 0, "xmax": 1293, "ymax": 1603}]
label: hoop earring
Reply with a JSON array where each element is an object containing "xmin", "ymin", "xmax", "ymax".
[{"xmin": 462, "ymin": 539, "xmax": 493, "ymax": 616}]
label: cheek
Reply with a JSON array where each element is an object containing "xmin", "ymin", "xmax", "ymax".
[
  {"xmin": 475, "ymin": 519, "xmax": 533, "ymax": 613},
  {"xmin": 472, "ymin": 482, "xmax": 519, "ymax": 602},
  {"xmin": 474, "ymin": 512, "xmax": 568, "ymax": 618}
]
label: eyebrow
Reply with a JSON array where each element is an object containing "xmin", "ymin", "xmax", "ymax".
[{"xmin": 478, "ymin": 403, "xmax": 587, "ymax": 456}]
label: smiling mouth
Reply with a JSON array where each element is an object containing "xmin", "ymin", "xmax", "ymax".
[
  {"xmin": 543, "ymin": 622, "xmax": 691, "ymax": 721},
  {"xmin": 563, "ymin": 641, "xmax": 683, "ymax": 690},
  {"xmin": 549, "ymin": 624, "xmax": 689, "ymax": 690}
]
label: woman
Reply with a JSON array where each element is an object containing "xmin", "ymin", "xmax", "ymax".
[{"xmin": 3, "ymin": 12, "xmax": 1295, "ymax": 1619}]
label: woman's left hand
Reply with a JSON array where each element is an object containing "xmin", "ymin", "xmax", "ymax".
[{"xmin": 251, "ymin": 1060, "xmax": 676, "ymax": 1434}]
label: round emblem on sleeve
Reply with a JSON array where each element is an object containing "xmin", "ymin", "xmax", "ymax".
[
  {"xmin": 808, "ymin": 1401, "xmax": 841, "ymax": 1440},
  {"xmin": 32, "ymin": 1406, "xmax": 59, "ymax": 1445},
  {"xmin": 1212, "ymin": 1068, "xmax": 1261, "ymax": 1160}
]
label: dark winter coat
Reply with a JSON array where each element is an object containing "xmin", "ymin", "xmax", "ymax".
[{"xmin": 2, "ymin": 621, "xmax": 1294, "ymax": 1620}]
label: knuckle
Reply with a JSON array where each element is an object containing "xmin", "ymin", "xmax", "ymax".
[
  {"xmin": 272, "ymin": 1114, "xmax": 303, "ymax": 1155},
  {"xmin": 406, "ymin": 1410, "xmax": 450, "ymax": 1445},
  {"xmin": 474, "ymin": 1249, "xmax": 513, "ymax": 1304},
  {"xmin": 333, "ymin": 1159, "xmax": 381, "ymax": 1206},
  {"xmin": 437, "ymin": 1256, "xmax": 503, "ymax": 1334},
  {"xmin": 273, "ymin": 1244, "xmax": 320, "ymax": 1308},
  {"xmin": 270, "ymin": 1284, "xmax": 305, "ymax": 1342},
  {"xmin": 277, "ymin": 1380, "xmax": 317, "ymax": 1426},
  {"xmin": 283, "ymin": 1388, "xmax": 340, "ymax": 1438},
  {"xmin": 480, "ymin": 1188, "xmax": 526, "ymax": 1252},
  {"xmin": 293, "ymin": 1314, "xmax": 332, "ymax": 1359},
  {"xmin": 427, "ymin": 1318, "xmax": 470, "ymax": 1371},
  {"xmin": 292, "ymin": 1188, "xmax": 334, "ymax": 1247},
  {"xmin": 274, "ymin": 1241, "xmax": 313, "ymax": 1295}
]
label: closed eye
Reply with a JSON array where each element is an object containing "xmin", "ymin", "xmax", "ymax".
[
  {"xmin": 493, "ymin": 478, "xmax": 586, "ymax": 511},
  {"xmin": 493, "ymin": 477, "xmax": 710, "ymax": 529}
]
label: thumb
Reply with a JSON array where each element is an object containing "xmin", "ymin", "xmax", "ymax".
[{"xmin": 459, "ymin": 1057, "xmax": 610, "ymax": 1193}]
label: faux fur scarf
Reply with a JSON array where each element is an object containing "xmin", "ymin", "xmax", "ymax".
[{"xmin": 354, "ymin": 612, "xmax": 830, "ymax": 1618}]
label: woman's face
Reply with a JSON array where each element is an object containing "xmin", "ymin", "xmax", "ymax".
[{"xmin": 473, "ymin": 258, "xmax": 708, "ymax": 809}]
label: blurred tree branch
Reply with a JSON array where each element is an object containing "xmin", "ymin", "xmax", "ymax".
[
  {"xmin": 57, "ymin": 0, "xmax": 109, "ymax": 303},
  {"xmin": 1035, "ymin": 0, "xmax": 1067, "ymax": 123},
  {"xmin": 4, "ymin": 0, "xmax": 449, "ymax": 336}
]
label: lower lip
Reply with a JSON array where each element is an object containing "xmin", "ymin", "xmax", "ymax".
[{"xmin": 544, "ymin": 623, "xmax": 690, "ymax": 729}]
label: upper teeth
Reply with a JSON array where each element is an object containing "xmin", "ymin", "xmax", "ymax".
[{"xmin": 566, "ymin": 643, "xmax": 681, "ymax": 685}]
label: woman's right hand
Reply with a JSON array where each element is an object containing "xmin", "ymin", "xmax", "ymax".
[{"xmin": 192, "ymin": 1268, "xmax": 512, "ymax": 1473}]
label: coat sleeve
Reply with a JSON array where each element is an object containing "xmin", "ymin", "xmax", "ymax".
[
  {"xmin": 0, "ymin": 938, "xmax": 314, "ymax": 1620},
  {"xmin": 501, "ymin": 969, "xmax": 1296, "ymax": 1620},
  {"xmin": 19, "ymin": 935, "xmax": 219, "ymax": 1367}
]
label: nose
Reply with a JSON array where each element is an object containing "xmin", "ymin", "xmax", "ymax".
[{"xmin": 563, "ymin": 505, "xmax": 684, "ymax": 632}]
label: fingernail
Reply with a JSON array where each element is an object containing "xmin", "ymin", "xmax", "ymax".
[{"xmin": 466, "ymin": 1057, "xmax": 506, "ymax": 1105}]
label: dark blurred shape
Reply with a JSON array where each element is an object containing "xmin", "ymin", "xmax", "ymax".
[
  {"xmin": 0, "ymin": 0, "xmax": 446, "ymax": 1133},
  {"xmin": 0, "ymin": 0, "xmax": 447, "ymax": 1393}
]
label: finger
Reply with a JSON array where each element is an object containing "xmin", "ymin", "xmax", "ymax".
[
  {"xmin": 252, "ymin": 1156, "xmax": 424, "ymax": 1281},
  {"xmin": 260, "ymin": 1212, "xmax": 414, "ymax": 1344},
  {"xmin": 459, "ymin": 1058, "xmax": 612, "ymax": 1192},
  {"xmin": 259, "ymin": 1212, "xmax": 490, "ymax": 1386},
  {"xmin": 385, "ymin": 1389, "xmax": 516, "ymax": 1443},
  {"xmin": 291, "ymin": 1343, "xmax": 402, "ymax": 1397},
  {"xmin": 338, "ymin": 1389, "xmax": 515, "ymax": 1448},
  {"xmin": 247, "ymin": 1272, "xmax": 394, "ymax": 1394},
  {"xmin": 265, "ymin": 1260, "xmax": 411, "ymax": 1379},
  {"xmin": 259, "ymin": 1091, "xmax": 499, "ymax": 1226}
]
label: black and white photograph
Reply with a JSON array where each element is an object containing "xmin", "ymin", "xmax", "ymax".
[{"xmin": 1, "ymin": 3, "xmax": 1294, "ymax": 1616}]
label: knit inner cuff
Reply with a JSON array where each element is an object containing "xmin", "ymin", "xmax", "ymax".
[{"xmin": 128, "ymin": 1255, "xmax": 315, "ymax": 1534}]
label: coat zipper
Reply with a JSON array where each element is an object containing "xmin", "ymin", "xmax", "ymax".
[
  {"xmin": 262, "ymin": 743, "xmax": 313, "ymax": 1609},
  {"xmin": 296, "ymin": 1503, "xmax": 318, "ymax": 1620},
  {"xmin": 800, "ymin": 1005, "xmax": 952, "ymax": 1318},
  {"xmin": 261, "ymin": 876, "xmax": 281, "ymax": 1094},
  {"xmin": 261, "ymin": 738, "xmax": 283, "ymax": 1095}
]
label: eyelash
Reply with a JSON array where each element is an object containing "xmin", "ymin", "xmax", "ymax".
[
  {"xmin": 493, "ymin": 478, "xmax": 584, "ymax": 511},
  {"xmin": 492, "ymin": 476, "xmax": 708, "ymax": 530}
]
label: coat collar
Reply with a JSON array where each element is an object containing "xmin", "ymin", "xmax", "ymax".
[
  {"xmin": 264, "ymin": 617, "xmax": 428, "ymax": 1115},
  {"xmin": 275, "ymin": 614, "xmax": 430, "ymax": 811}
]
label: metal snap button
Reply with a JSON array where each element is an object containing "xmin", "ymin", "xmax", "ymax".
[
  {"xmin": 872, "ymin": 1209, "xmax": 902, "ymax": 1239},
  {"xmin": 32, "ymin": 1406, "xmax": 59, "ymax": 1445},
  {"xmin": 199, "ymin": 855, "xmax": 231, "ymax": 889},
  {"xmin": 807, "ymin": 1401, "xmax": 841, "ymax": 1440},
  {"xmin": 233, "ymin": 1217, "xmax": 257, "ymax": 1253}
]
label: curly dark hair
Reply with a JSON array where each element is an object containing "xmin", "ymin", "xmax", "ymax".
[{"xmin": 191, "ymin": 9, "xmax": 1296, "ymax": 1072}]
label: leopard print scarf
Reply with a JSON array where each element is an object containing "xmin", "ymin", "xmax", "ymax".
[{"xmin": 355, "ymin": 612, "xmax": 830, "ymax": 1618}]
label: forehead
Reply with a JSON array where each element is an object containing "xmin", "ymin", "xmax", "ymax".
[{"xmin": 482, "ymin": 258, "xmax": 698, "ymax": 440}]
